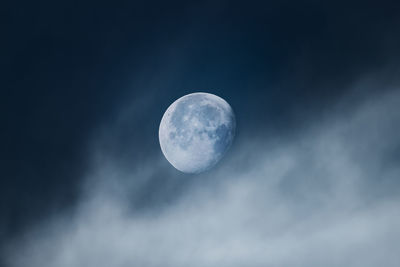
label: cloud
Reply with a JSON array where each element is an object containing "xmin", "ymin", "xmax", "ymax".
[{"xmin": 4, "ymin": 88, "xmax": 400, "ymax": 267}]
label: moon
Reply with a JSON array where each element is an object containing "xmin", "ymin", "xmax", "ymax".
[{"xmin": 159, "ymin": 92, "xmax": 236, "ymax": 174}]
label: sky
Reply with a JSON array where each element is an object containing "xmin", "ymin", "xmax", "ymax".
[{"xmin": 1, "ymin": 1, "xmax": 400, "ymax": 266}]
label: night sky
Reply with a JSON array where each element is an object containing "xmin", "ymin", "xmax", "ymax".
[{"xmin": 2, "ymin": 1, "xmax": 400, "ymax": 266}]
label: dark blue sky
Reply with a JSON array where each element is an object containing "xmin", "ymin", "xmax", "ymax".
[{"xmin": 2, "ymin": 0, "xmax": 400, "ymax": 255}]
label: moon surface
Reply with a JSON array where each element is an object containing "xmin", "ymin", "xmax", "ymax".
[{"xmin": 159, "ymin": 92, "xmax": 236, "ymax": 174}]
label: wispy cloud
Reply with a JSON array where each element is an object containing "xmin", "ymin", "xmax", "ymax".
[{"xmin": 5, "ymin": 88, "xmax": 400, "ymax": 267}]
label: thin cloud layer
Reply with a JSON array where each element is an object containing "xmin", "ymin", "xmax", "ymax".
[{"xmin": 5, "ymin": 89, "xmax": 400, "ymax": 267}]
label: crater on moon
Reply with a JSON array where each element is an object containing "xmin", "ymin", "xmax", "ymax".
[{"xmin": 159, "ymin": 92, "xmax": 236, "ymax": 173}]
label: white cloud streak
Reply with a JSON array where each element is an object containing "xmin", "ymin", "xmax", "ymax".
[{"xmin": 4, "ymin": 88, "xmax": 400, "ymax": 267}]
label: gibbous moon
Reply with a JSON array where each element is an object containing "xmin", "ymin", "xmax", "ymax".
[{"xmin": 159, "ymin": 92, "xmax": 236, "ymax": 174}]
